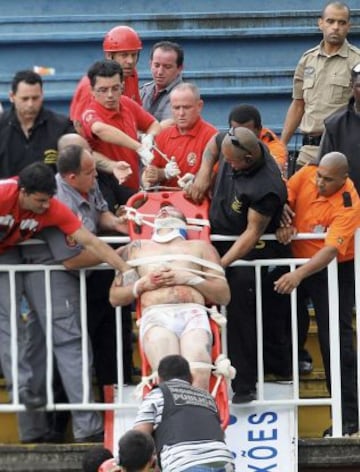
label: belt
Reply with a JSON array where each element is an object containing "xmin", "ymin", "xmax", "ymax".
[{"xmin": 302, "ymin": 134, "xmax": 322, "ymax": 146}]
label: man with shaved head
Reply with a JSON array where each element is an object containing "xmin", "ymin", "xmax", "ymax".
[
  {"xmin": 193, "ymin": 126, "xmax": 292, "ymax": 403},
  {"xmin": 275, "ymin": 151, "xmax": 360, "ymax": 437}
]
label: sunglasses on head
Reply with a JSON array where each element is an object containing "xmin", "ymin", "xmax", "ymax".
[{"xmin": 227, "ymin": 127, "xmax": 252, "ymax": 154}]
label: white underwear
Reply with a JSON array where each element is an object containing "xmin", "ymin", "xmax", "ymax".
[{"xmin": 140, "ymin": 303, "xmax": 212, "ymax": 343}]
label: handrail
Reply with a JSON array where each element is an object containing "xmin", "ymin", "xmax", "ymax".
[{"xmin": 0, "ymin": 230, "xmax": 353, "ymax": 441}]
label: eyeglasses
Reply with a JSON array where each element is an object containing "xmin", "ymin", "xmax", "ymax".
[
  {"xmin": 227, "ymin": 127, "xmax": 252, "ymax": 154},
  {"xmin": 94, "ymin": 84, "xmax": 123, "ymax": 95}
]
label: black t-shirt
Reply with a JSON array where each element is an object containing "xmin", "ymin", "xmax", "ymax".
[
  {"xmin": 210, "ymin": 138, "xmax": 287, "ymax": 236},
  {"xmin": 0, "ymin": 106, "xmax": 74, "ymax": 177}
]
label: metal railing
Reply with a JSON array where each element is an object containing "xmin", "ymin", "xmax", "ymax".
[{"xmin": 0, "ymin": 230, "xmax": 357, "ymax": 439}]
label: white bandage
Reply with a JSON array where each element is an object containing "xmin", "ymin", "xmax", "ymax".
[
  {"xmin": 187, "ymin": 275, "xmax": 205, "ymax": 286},
  {"xmin": 132, "ymin": 279, "xmax": 141, "ymax": 298},
  {"xmin": 164, "ymin": 159, "xmax": 180, "ymax": 179},
  {"xmin": 178, "ymin": 172, "xmax": 194, "ymax": 189},
  {"xmin": 140, "ymin": 133, "xmax": 154, "ymax": 150},
  {"xmin": 122, "ymin": 269, "xmax": 140, "ymax": 287},
  {"xmin": 137, "ymin": 146, "xmax": 154, "ymax": 166}
]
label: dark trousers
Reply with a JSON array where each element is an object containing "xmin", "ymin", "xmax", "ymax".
[
  {"xmin": 297, "ymin": 261, "xmax": 358, "ymax": 424},
  {"xmin": 216, "ymin": 241, "xmax": 292, "ymax": 394},
  {"xmin": 86, "ymin": 270, "xmax": 133, "ymax": 388},
  {"xmin": 97, "ymin": 172, "xmax": 135, "ymax": 214}
]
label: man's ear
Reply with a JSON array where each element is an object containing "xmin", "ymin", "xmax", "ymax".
[{"xmin": 9, "ymin": 91, "xmax": 14, "ymax": 103}]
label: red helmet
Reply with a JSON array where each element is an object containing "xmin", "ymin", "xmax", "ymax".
[{"xmin": 103, "ymin": 26, "xmax": 142, "ymax": 52}]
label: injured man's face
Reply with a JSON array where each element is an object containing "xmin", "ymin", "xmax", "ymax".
[
  {"xmin": 156, "ymin": 205, "xmax": 187, "ymax": 221},
  {"xmin": 152, "ymin": 205, "xmax": 188, "ymax": 243}
]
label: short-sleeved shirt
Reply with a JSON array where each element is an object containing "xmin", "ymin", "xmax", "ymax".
[
  {"xmin": 0, "ymin": 107, "xmax": 74, "ymax": 178},
  {"xmin": 292, "ymin": 40, "xmax": 360, "ymax": 135},
  {"xmin": 140, "ymin": 75, "xmax": 183, "ymax": 122},
  {"xmin": 319, "ymin": 97, "xmax": 360, "ymax": 194},
  {"xmin": 70, "ymin": 72, "xmax": 141, "ymax": 123},
  {"xmin": 81, "ymin": 97, "xmax": 155, "ymax": 189},
  {"xmin": 152, "ymin": 117, "xmax": 217, "ymax": 187},
  {"xmin": 134, "ymin": 379, "xmax": 234, "ymax": 472},
  {"xmin": 287, "ymin": 165, "xmax": 360, "ymax": 262},
  {"xmin": 210, "ymin": 140, "xmax": 287, "ymax": 238},
  {"xmin": 259, "ymin": 127, "xmax": 287, "ymax": 170},
  {"xmin": 26, "ymin": 175, "xmax": 110, "ymax": 263},
  {"xmin": 0, "ymin": 178, "xmax": 82, "ymax": 254}
]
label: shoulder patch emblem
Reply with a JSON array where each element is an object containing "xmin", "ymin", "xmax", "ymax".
[
  {"xmin": 187, "ymin": 152, "xmax": 197, "ymax": 167},
  {"xmin": 65, "ymin": 235, "xmax": 77, "ymax": 248}
]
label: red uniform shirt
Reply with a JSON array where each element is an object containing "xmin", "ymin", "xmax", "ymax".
[
  {"xmin": 152, "ymin": 117, "xmax": 217, "ymax": 187},
  {"xmin": 81, "ymin": 96, "xmax": 155, "ymax": 190},
  {"xmin": 288, "ymin": 165, "xmax": 360, "ymax": 262},
  {"xmin": 0, "ymin": 178, "xmax": 82, "ymax": 254},
  {"xmin": 70, "ymin": 72, "xmax": 141, "ymax": 122}
]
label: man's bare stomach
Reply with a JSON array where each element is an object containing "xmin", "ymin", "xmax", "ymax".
[{"xmin": 140, "ymin": 285, "xmax": 204, "ymax": 310}]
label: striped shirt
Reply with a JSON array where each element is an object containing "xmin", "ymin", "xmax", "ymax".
[{"xmin": 134, "ymin": 380, "xmax": 234, "ymax": 472}]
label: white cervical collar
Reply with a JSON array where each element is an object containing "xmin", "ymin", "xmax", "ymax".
[{"xmin": 152, "ymin": 217, "xmax": 187, "ymax": 243}]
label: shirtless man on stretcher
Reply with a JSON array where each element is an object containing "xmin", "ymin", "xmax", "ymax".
[{"xmin": 109, "ymin": 204, "xmax": 230, "ymax": 390}]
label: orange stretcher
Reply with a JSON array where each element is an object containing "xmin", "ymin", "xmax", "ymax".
[{"xmin": 126, "ymin": 190, "xmax": 230, "ymax": 429}]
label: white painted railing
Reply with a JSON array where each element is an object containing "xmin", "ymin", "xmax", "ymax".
[{"xmin": 0, "ymin": 230, "xmax": 357, "ymax": 441}]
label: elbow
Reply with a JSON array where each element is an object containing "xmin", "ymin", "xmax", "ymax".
[{"xmin": 109, "ymin": 293, "xmax": 118, "ymax": 308}]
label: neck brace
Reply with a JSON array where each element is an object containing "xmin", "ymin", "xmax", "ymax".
[{"xmin": 152, "ymin": 217, "xmax": 187, "ymax": 243}]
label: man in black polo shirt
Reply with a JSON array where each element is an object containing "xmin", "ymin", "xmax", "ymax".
[
  {"xmin": 0, "ymin": 69, "xmax": 74, "ymax": 178},
  {"xmin": 189, "ymin": 126, "xmax": 292, "ymax": 403}
]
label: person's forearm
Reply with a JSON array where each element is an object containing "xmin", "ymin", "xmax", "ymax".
[
  {"xmin": 63, "ymin": 250, "xmax": 102, "ymax": 269},
  {"xmin": 145, "ymin": 120, "xmax": 161, "ymax": 136},
  {"xmin": 281, "ymin": 99, "xmax": 305, "ymax": 145},
  {"xmin": 99, "ymin": 212, "xmax": 128, "ymax": 234},
  {"xmin": 92, "ymin": 122, "xmax": 140, "ymax": 151},
  {"xmin": 221, "ymin": 229, "xmax": 263, "ymax": 267},
  {"xmin": 93, "ymin": 152, "xmax": 117, "ymax": 173},
  {"xmin": 76, "ymin": 228, "xmax": 129, "ymax": 272},
  {"xmin": 109, "ymin": 283, "xmax": 134, "ymax": 307},
  {"xmin": 295, "ymin": 246, "xmax": 338, "ymax": 281}
]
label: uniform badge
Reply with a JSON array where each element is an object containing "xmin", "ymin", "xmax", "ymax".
[
  {"xmin": 231, "ymin": 196, "xmax": 242, "ymax": 213},
  {"xmin": 304, "ymin": 66, "xmax": 315, "ymax": 77},
  {"xmin": 187, "ymin": 152, "xmax": 197, "ymax": 167},
  {"xmin": 44, "ymin": 148, "xmax": 58, "ymax": 165},
  {"xmin": 83, "ymin": 110, "xmax": 96, "ymax": 123},
  {"xmin": 65, "ymin": 235, "xmax": 77, "ymax": 247}
]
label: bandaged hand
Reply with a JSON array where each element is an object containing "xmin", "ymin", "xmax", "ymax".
[
  {"xmin": 178, "ymin": 172, "xmax": 194, "ymax": 190},
  {"xmin": 137, "ymin": 145, "xmax": 154, "ymax": 166},
  {"xmin": 164, "ymin": 158, "xmax": 180, "ymax": 179},
  {"xmin": 140, "ymin": 133, "xmax": 154, "ymax": 151}
]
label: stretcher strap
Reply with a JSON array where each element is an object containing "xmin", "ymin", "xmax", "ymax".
[
  {"xmin": 211, "ymin": 354, "xmax": 237, "ymax": 398},
  {"xmin": 124, "ymin": 206, "xmax": 210, "ymax": 230},
  {"xmin": 128, "ymin": 254, "xmax": 224, "ymax": 275}
]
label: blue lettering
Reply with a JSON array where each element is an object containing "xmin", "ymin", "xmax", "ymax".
[
  {"xmin": 248, "ymin": 446, "xmax": 277, "ymax": 460},
  {"xmin": 249, "ymin": 428, "xmax": 278, "ymax": 441},
  {"xmin": 248, "ymin": 465, "xmax": 277, "ymax": 471},
  {"xmin": 248, "ymin": 411, "xmax": 278, "ymax": 425}
]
